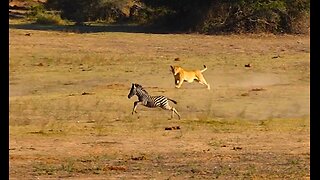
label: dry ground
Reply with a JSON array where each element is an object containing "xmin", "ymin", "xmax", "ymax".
[{"xmin": 9, "ymin": 19, "xmax": 310, "ymax": 179}]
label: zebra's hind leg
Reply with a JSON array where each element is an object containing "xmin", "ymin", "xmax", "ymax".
[
  {"xmin": 162, "ymin": 104, "xmax": 181, "ymax": 120},
  {"xmin": 172, "ymin": 107, "xmax": 181, "ymax": 120}
]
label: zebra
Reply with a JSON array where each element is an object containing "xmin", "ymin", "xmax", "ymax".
[{"xmin": 127, "ymin": 83, "xmax": 181, "ymax": 119}]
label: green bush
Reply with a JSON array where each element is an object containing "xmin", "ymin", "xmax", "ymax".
[
  {"xmin": 45, "ymin": 0, "xmax": 128, "ymax": 23},
  {"xmin": 29, "ymin": 4, "xmax": 46, "ymax": 17},
  {"xmin": 28, "ymin": 4, "xmax": 67, "ymax": 25},
  {"xmin": 34, "ymin": 13, "xmax": 66, "ymax": 25}
]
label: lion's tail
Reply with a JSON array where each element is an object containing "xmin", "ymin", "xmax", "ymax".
[
  {"xmin": 200, "ymin": 65, "xmax": 207, "ymax": 73},
  {"xmin": 167, "ymin": 98, "xmax": 177, "ymax": 104}
]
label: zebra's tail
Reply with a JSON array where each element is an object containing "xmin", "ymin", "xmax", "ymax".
[{"xmin": 168, "ymin": 98, "xmax": 177, "ymax": 104}]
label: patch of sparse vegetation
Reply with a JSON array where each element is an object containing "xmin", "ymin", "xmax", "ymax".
[
  {"xmin": 33, "ymin": 154, "xmax": 122, "ymax": 176},
  {"xmin": 183, "ymin": 118, "xmax": 257, "ymax": 133},
  {"xmin": 258, "ymin": 118, "xmax": 309, "ymax": 132}
]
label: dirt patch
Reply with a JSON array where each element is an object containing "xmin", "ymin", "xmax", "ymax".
[{"xmin": 105, "ymin": 83, "xmax": 128, "ymax": 89}]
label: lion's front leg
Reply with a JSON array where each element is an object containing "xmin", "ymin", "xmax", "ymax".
[{"xmin": 176, "ymin": 78, "xmax": 184, "ymax": 88}]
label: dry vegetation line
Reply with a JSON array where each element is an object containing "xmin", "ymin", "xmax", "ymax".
[{"xmin": 128, "ymin": 83, "xmax": 181, "ymax": 119}]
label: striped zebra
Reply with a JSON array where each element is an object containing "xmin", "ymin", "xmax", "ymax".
[{"xmin": 127, "ymin": 83, "xmax": 181, "ymax": 119}]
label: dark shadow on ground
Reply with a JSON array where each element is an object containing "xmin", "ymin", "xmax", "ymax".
[{"xmin": 9, "ymin": 22, "xmax": 179, "ymax": 34}]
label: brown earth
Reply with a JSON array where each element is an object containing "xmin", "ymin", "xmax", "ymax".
[
  {"xmin": 9, "ymin": 18, "xmax": 310, "ymax": 179},
  {"xmin": 9, "ymin": 0, "xmax": 46, "ymax": 7}
]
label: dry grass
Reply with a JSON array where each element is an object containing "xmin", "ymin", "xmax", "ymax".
[{"xmin": 9, "ymin": 19, "xmax": 310, "ymax": 179}]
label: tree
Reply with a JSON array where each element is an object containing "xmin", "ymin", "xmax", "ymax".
[
  {"xmin": 141, "ymin": 0, "xmax": 310, "ymax": 33},
  {"xmin": 44, "ymin": 0, "xmax": 309, "ymax": 33}
]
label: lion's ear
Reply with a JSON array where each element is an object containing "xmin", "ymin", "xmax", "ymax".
[{"xmin": 170, "ymin": 65, "xmax": 174, "ymax": 70}]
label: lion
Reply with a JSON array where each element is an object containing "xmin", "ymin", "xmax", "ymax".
[{"xmin": 170, "ymin": 65, "xmax": 210, "ymax": 90}]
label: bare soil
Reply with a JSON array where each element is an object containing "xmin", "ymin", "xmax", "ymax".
[{"xmin": 9, "ymin": 19, "xmax": 310, "ymax": 179}]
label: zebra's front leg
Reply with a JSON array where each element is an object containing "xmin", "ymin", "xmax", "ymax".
[{"xmin": 132, "ymin": 101, "xmax": 140, "ymax": 114}]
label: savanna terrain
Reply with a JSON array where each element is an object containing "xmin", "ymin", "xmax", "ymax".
[{"xmin": 9, "ymin": 16, "xmax": 310, "ymax": 179}]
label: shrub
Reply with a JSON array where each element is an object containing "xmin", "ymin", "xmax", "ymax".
[
  {"xmin": 45, "ymin": 0, "xmax": 128, "ymax": 23},
  {"xmin": 28, "ymin": 4, "xmax": 67, "ymax": 25},
  {"xmin": 34, "ymin": 13, "xmax": 66, "ymax": 25}
]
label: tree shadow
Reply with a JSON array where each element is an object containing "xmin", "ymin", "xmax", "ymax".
[{"xmin": 9, "ymin": 22, "xmax": 176, "ymax": 34}]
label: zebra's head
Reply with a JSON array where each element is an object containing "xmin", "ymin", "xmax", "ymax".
[
  {"xmin": 128, "ymin": 83, "xmax": 137, "ymax": 99},
  {"xmin": 128, "ymin": 83, "xmax": 148, "ymax": 99}
]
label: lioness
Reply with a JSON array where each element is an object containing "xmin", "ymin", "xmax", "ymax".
[{"xmin": 170, "ymin": 65, "xmax": 210, "ymax": 90}]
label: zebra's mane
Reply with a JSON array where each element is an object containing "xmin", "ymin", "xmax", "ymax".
[{"xmin": 135, "ymin": 84, "xmax": 149, "ymax": 95}]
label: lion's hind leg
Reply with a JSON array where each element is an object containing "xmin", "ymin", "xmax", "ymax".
[{"xmin": 198, "ymin": 74, "xmax": 210, "ymax": 90}]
